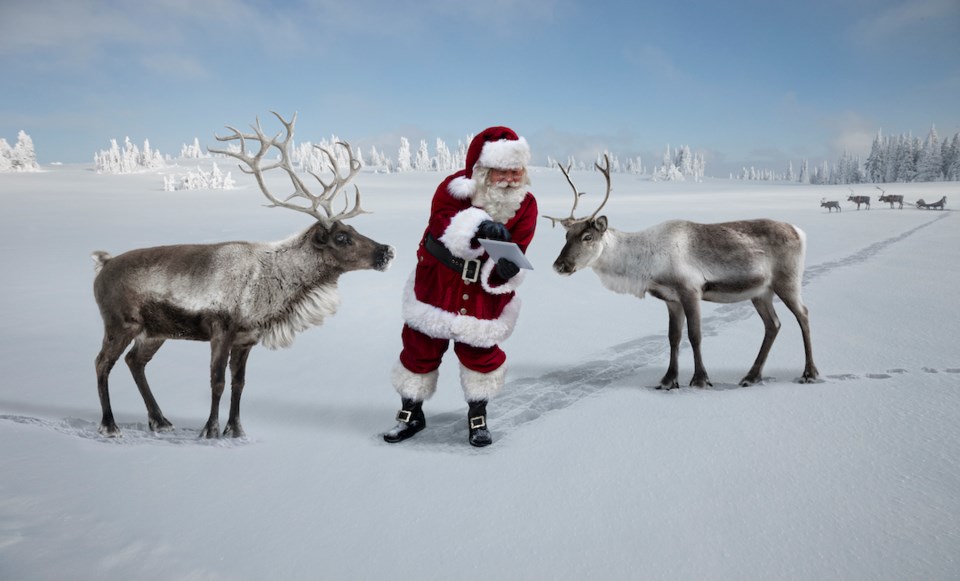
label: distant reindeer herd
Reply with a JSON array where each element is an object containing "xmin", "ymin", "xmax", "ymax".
[{"xmin": 820, "ymin": 187, "xmax": 947, "ymax": 213}]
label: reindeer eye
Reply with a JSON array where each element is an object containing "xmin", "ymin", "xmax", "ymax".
[
  {"xmin": 582, "ymin": 233, "xmax": 593, "ymax": 242},
  {"xmin": 334, "ymin": 232, "xmax": 351, "ymax": 245}
]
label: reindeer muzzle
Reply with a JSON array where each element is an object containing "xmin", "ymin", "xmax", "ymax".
[
  {"xmin": 375, "ymin": 245, "xmax": 395, "ymax": 272},
  {"xmin": 553, "ymin": 259, "xmax": 575, "ymax": 275}
]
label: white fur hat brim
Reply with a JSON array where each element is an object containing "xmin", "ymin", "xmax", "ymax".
[{"xmin": 477, "ymin": 137, "xmax": 530, "ymax": 171}]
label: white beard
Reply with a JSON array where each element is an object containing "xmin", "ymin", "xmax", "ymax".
[{"xmin": 471, "ymin": 167, "xmax": 528, "ymax": 223}]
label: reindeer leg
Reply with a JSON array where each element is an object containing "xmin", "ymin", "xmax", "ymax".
[
  {"xmin": 223, "ymin": 343, "xmax": 253, "ymax": 438},
  {"xmin": 776, "ymin": 289, "xmax": 819, "ymax": 383},
  {"xmin": 741, "ymin": 293, "xmax": 780, "ymax": 386},
  {"xmin": 95, "ymin": 326, "xmax": 138, "ymax": 437},
  {"xmin": 658, "ymin": 300, "xmax": 684, "ymax": 389},
  {"xmin": 125, "ymin": 337, "xmax": 173, "ymax": 432},
  {"xmin": 201, "ymin": 326, "xmax": 234, "ymax": 438},
  {"xmin": 680, "ymin": 291, "xmax": 712, "ymax": 388}
]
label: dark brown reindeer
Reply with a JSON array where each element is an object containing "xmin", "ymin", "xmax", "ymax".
[
  {"xmin": 547, "ymin": 156, "xmax": 818, "ymax": 389},
  {"xmin": 876, "ymin": 187, "xmax": 904, "ymax": 209},
  {"xmin": 847, "ymin": 190, "xmax": 871, "ymax": 210},
  {"xmin": 820, "ymin": 198, "xmax": 841, "ymax": 212},
  {"xmin": 92, "ymin": 112, "xmax": 394, "ymax": 438}
]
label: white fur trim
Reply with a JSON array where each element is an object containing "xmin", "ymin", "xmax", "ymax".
[
  {"xmin": 480, "ymin": 259, "xmax": 525, "ymax": 295},
  {"xmin": 460, "ymin": 364, "xmax": 507, "ymax": 401},
  {"xmin": 401, "ymin": 271, "xmax": 521, "ymax": 348},
  {"xmin": 392, "ymin": 362, "xmax": 439, "ymax": 401},
  {"xmin": 448, "ymin": 175, "xmax": 476, "ymax": 199},
  {"xmin": 438, "ymin": 206, "xmax": 492, "ymax": 260},
  {"xmin": 477, "ymin": 137, "xmax": 530, "ymax": 170}
]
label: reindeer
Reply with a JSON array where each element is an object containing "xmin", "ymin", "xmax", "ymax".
[
  {"xmin": 876, "ymin": 187, "xmax": 904, "ymax": 209},
  {"xmin": 820, "ymin": 198, "xmax": 841, "ymax": 212},
  {"xmin": 847, "ymin": 190, "xmax": 871, "ymax": 210},
  {"xmin": 92, "ymin": 112, "xmax": 394, "ymax": 438},
  {"xmin": 916, "ymin": 196, "xmax": 947, "ymax": 210},
  {"xmin": 546, "ymin": 156, "xmax": 818, "ymax": 389}
]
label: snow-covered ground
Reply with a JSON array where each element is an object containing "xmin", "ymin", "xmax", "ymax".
[{"xmin": 1, "ymin": 162, "xmax": 958, "ymax": 580}]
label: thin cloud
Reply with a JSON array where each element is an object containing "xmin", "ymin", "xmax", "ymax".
[
  {"xmin": 0, "ymin": 0, "xmax": 306, "ymax": 66},
  {"xmin": 825, "ymin": 111, "xmax": 878, "ymax": 158},
  {"xmin": 850, "ymin": 0, "xmax": 959, "ymax": 47},
  {"xmin": 140, "ymin": 54, "xmax": 210, "ymax": 81},
  {"xmin": 622, "ymin": 44, "xmax": 690, "ymax": 84}
]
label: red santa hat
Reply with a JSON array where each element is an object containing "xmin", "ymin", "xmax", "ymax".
[{"xmin": 449, "ymin": 126, "xmax": 530, "ymax": 199}]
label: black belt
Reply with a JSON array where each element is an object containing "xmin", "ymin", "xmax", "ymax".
[{"xmin": 425, "ymin": 234, "xmax": 482, "ymax": 283}]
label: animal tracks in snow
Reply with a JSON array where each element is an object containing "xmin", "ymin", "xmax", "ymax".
[
  {"xmin": 0, "ymin": 414, "xmax": 251, "ymax": 447},
  {"xmin": 827, "ymin": 367, "xmax": 960, "ymax": 382},
  {"xmin": 801, "ymin": 211, "xmax": 951, "ymax": 285}
]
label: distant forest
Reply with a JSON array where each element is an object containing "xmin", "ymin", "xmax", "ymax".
[{"xmin": 737, "ymin": 126, "xmax": 960, "ymax": 184}]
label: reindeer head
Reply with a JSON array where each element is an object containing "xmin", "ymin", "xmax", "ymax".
[
  {"xmin": 210, "ymin": 111, "xmax": 393, "ymax": 276},
  {"xmin": 300, "ymin": 221, "xmax": 394, "ymax": 274},
  {"xmin": 544, "ymin": 155, "xmax": 612, "ymax": 275}
]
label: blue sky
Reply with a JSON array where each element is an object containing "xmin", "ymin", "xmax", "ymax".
[{"xmin": 1, "ymin": 0, "xmax": 958, "ymax": 176}]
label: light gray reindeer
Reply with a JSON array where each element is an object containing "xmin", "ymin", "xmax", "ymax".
[
  {"xmin": 92, "ymin": 112, "xmax": 394, "ymax": 438},
  {"xmin": 547, "ymin": 156, "xmax": 819, "ymax": 389}
]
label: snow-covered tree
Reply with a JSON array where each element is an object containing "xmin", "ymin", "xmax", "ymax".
[
  {"xmin": 163, "ymin": 162, "xmax": 235, "ymax": 191},
  {"xmin": 894, "ymin": 135, "xmax": 918, "ymax": 182},
  {"xmin": 864, "ymin": 131, "xmax": 884, "ymax": 183},
  {"xmin": 651, "ymin": 144, "xmax": 703, "ymax": 181},
  {"xmin": 414, "ymin": 140, "xmax": 430, "ymax": 171},
  {"xmin": 95, "ymin": 137, "xmax": 166, "ymax": 174},
  {"xmin": 435, "ymin": 138, "xmax": 452, "ymax": 172},
  {"xmin": 945, "ymin": 134, "xmax": 960, "ymax": 181},
  {"xmin": 0, "ymin": 139, "xmax": 12, "ymax": 172},
  {"xmin": 916, "ymin": 125, "xmax": 943, "ymax": 181},
  {"xmin": 180, "ymin": 138, "xmax": 208, "ymax": 159},
  {"xmin": 396, "ymin": 137, "xmax": 412, "ymax": 172},
  {"xmin": 0, "ymin": 131, "xmax": 40, "ymax": 172}
]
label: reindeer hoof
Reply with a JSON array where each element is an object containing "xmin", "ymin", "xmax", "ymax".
[
  {"xmin": 199, "ymin": 422, "xmax": 221, "ymax": 439},
  {"xmin": 657, "ymin": 379, "xmax": 679, "ymax": 390},
  {"xmin": 98, "ymin": 423, "xmax": 122, "ymax": 438},
  {"xmin": 739, "ymin": 375, "xmax": 761, "ymax": 387},
  {"xmin": 149, "ymin": 417, "xmax": 174, "ymax": 433},
  {"xmin": 223, "ymin": 424, "xmax": 246, "ymax": 438},
  {"xmin": 689, "ymin": 377, "xmax": 712, "ymax": 388}
]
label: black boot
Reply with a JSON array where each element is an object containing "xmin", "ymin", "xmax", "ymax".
[
  {"xmin": 467, "ymin": 400, "xmax": 492, "ymax": 448},
  {"xmin": 383, "ymin": 398, "xmax": 425, "ymax": 443}
]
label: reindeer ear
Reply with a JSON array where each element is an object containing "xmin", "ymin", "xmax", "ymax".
[
  {"xmin": 594, "ymin": 216, "xmax": 608, "ymax": 233},
  {"xmin": 313, "ymin": 224, "xmax": 330, "ymax": 246}
]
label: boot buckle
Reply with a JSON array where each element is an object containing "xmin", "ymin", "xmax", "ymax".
[
  {"xmin": 396, "ymin": 409, "xmax": 413, "ymax": 423},
  {"xmin": 469, "ymin": 416, "xmax": 486, "ymax": 430}
]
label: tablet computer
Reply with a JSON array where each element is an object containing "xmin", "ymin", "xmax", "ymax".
[{"xmin": 479, "ymin": 239, "xmax": 534, "ymax": 270}]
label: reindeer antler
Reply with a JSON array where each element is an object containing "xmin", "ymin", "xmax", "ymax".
[
  {"xmin": 543, "ymin": 154, "xmax": 612, "ymax": 228},
  {"xmin": 209, "ymin": 111, "xmax": 369, "ymax": 226}
]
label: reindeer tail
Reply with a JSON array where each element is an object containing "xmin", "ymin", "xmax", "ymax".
[{"xmin": 91, "ymin": 251, "xmax": 112, "ymax": 275}]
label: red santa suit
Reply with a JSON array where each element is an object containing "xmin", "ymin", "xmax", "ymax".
[{"xmin": 393, "ymin": 127, "xmax": 537, "ymax": 403}]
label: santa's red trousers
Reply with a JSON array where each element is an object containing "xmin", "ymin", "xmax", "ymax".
[{"xmin": 399, "ymin": 325, "xmax": 505, "ymax": 374}]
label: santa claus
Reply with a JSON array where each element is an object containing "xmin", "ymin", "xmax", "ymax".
[{"xmin": 383, "ymin": 126, "xmax": 538, "ymax": 447}]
